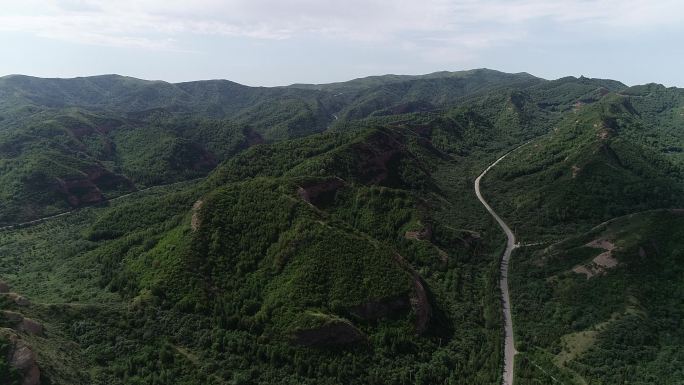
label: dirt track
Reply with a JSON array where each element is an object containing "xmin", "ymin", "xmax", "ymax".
[{"xmin": 0, "ymin": 177, "xmax": 204, "ymax": 232}]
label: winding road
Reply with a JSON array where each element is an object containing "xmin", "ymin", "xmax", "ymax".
[{"xmin": 475, "ymin": 151, "xmax": 519, "ymax": 385}]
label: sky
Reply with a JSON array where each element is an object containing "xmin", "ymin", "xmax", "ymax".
[{"xmin": 1, "ymin": 0, "xmax": 683, "ymax": 87}]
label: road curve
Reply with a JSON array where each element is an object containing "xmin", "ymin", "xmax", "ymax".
[{"xmin": 475, "ymin": 151, "xmax": 519, "ymax": 385}]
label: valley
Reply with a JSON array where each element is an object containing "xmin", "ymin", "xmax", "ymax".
[{"xmin": 475, "ymin": 149, "xmax": 521, "ymax": 385}]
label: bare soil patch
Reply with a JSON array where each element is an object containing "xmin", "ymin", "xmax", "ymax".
[{"xmin": 572, "ymin": 239, "xmax": 618, "ymax": 278}]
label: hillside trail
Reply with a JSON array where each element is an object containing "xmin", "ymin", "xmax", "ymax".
[{"xmin": 474, "ymin": 149, "xmax": 521, "ymax": 385}]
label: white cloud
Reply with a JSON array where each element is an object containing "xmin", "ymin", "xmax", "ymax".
[
  {"xmin": 451, "ymin": 0, "xmax": 684, "ymax": 27},
  {"xmin": 0, "ymin": 0, "xmax": 682, "ymax": 55}
]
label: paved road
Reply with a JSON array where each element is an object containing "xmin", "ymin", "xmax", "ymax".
[{"xmin": 475, "ymin": 151, "xmax": 519, "ymax": 385}]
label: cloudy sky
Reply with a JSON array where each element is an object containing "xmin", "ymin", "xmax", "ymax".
[{"xmin": 1, "ymin": 0, "xmax": 683, "ymax": 86}]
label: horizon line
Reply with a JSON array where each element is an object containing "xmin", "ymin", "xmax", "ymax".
[{"xmin": 0, "ymin": 68, "xmax": 677, "ymax": 89}]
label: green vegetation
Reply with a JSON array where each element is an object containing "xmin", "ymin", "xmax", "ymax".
[
  {"xmin": 0, "ymin": 120, "xmax": 509, "ymax": 384},
  {"xmin": 1, "ymin": 69, "xmax": 683, "ymax": 385},
  {"xmin": 510, "ymin": 210, "xmax": 684, "ymax": 384},
  {"xmin": 6, "ymin": 68, "xmax": 603, "ymax": 225},
  {"xmin": 483, "ymin": 95, "xmax": 684, "ymax": 240}
]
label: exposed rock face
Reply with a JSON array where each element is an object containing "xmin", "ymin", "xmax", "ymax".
[
  {"xmin": 436, "ymin": 248, "xmax": 449, "ymax": 263},
  {"xmin": 381, "ymin": 101, "xmax": 435, "ymax": 116},
  {"xmin": 300, "ymin": 129, "xmax": 430, "ymax": 188},
  {"xmin": 459, "ymin": 232, "xmax": 481, "ymax": 248},
  {"xmin": 62, "ymin": 119, "xmax": 120, "ymax": 158},
  {"xmin": 572, "ymin": 239, "xmax": 619, "ymax": 278},
  {"xmin": 55, "ymin": 166, "xmax": 134, "ymax": 207},
  {"xmin": 296, "ymin": 178, "xmax": 345, "ymax": 207},
  {"xmin": 190, "ymin": 199, "xmax": 204, "ymax": 231},
  {"xmin": 15, "ymin": 295, "xmax": 30, "ymax": 307},
  {"xmin": 18, "ymin": 319, "xmax": 44, "ymax": 336},
  {"xmin": 185, "ymin": 144, "xmax": 218, "ymax": 172},
  {"xmin": 410, "ymin": 277, "xmax": 432, "ymax": 334},
  {"xmin": 404, "ymin": 226, "xmax": 432, "ymax": 241},
  {"xmin": 293, "ymin": 320, "xmax": 365, "ymax": 347},
  {"xmin": 571, "ymin": 165, "xmax": 581, "ymax": 178},
  {"xmin": 1, "ymin": 311, "xmax": 44, "ymax": 336},
  {"xmin": 2, "ymin": 331, "xmax": 41, "ymax": 385},
  {"xmin": 350, "ymin": 138, "xmax": 402, "ymax": 185},
  {"xmin": 244, "ymin": 128, "xmax": 264, "ymax": 146},
  {"xmin": 56, "ymin": 177, "xmax": 103, "ymax": 207},
  {"xmin": 392, "ymin": 254, "xmax": 432, "ymax": 334},
  {"xmin": 349, "ymin": 295, "xmax": 411, "ymax": 320},
  {"xmin": 638, "ymin": 246, "xmax": 647, "ymax": 258},
  {"xmin": 3, "ymin": 293, "xmax": 31, "ymax": 307},
  {"xmin": 1, "ymin": 310, "xmax": 24, "ymax": 324},
  {"xmin": 404, "ymin": 225, "xmax": 452, "ymax": 264},
  {"xmin": 62, "ymin": 117, "xmax": 122, "ymax": 141}
]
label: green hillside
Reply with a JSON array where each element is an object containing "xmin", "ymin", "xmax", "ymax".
[
  {"xmin": 0, "ymin": 69, "xmax": 683, "ymax": 385},
  {"xmin": 511, "ymin": 210, "xmax": 684, "ymax": 384},
  {"xmin": 0, "ymin": 121, "xmax": 509, "ymax": 384},
  {"xmin": 0, "ymin": 69, "xmax": 542, "ymax": 225},
  {"xmin": 482, "ymin": 94, "xmax": 684, "ymax": 239}
]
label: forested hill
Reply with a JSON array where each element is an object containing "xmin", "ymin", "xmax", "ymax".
[
  {"xmin": 1, "ymin": 69, "xmax": 682, "ymax": 385},
  {"xmin": 0, "ymin": 69, "xmax": 629, "ymax": 226}
]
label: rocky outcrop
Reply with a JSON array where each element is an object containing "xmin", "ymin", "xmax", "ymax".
[
  {"xmin": 14, "ymin": 295, "xmax": 30, "ymax": 307},
  {"xmin": 190, "ymin": 199, "xmax": 204, "ymax": 231},
  {"xmin": 185, "ymin": 144, "xmax": 218, "ymax": 172},
  {"xmin": 0, "ymin": 281, "xmax": 9, "ymax": 293},
  {"xmin": 292, "ymin": 319, "xmax": 365, "ymax": 347},
  {"xmin": 459, "ymin": 231, "xmax": 481, "ymax": 248},
  {"xmin": 392, "ymin": 254, "xmax": 432, "ymax": 334},
  {"xmin": 436, "ymin": 248, "xmax": 449, "ymax": 263},
  {"xmin": 61, "ymin": 119, "xmax": 120, "ymax": 158},
  {"xmin": 346, "ymin": 258, "xmax": 433, "ymax": 334},
  {"xmin": 572, "ymin": 239, "xmax": 619, "ymax": 278},
  {"xmin": 1, "ymin": 311, "xmax": 44, "ymax": 336},
  {"xmin": 381, "ymin": 101, "xmax": 435, "ymax": 116},
  {"xmin": 56, "ymin": 177, "xmax": 103, "ymax": 207},
  {"xmin": 349, "ymin": 295, "xmax": 410, "ymax": 320},
  {"xmin": 1, "ymin": 310, "xmax": 23, "ymax": 324},
  {"xmin": 18, "ymin": 319, "xmax": 44, "ymax": 336},
  {"xmin": 2, "ymin": 293, "xmax": 31, "ymax": 307},
  {"xmin": 350, "ymin": 138, "xmax": 402, "ymax": 185},
  {"xmin": 55, "ymin": 166, "xmax": 134, "ymax": 207},
  {"xmin": 244, "ymin": 128, "xmax": 264, "ymax": 146},
  {"xmin": 1, "ymin": 330, "xmax": 41, "ymax": 385},
  {"xmin": 61, "ymin": 116, "xmax": 122, "ymax": 140},
  {"xmin": 404, "ymin": 226, "xmax": 432, "ymax": 241},
  {"xmin": 296, "ymin": 177, "xmax": 346, "ymax": 207},
  {"xmin": 410, "ymin": 277, "xmax": 431, "ymax": 334}
]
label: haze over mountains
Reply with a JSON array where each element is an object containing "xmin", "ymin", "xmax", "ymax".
[{"xmin": 0, "ymin": 69, "xmax": 682, "ymax": 385}]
